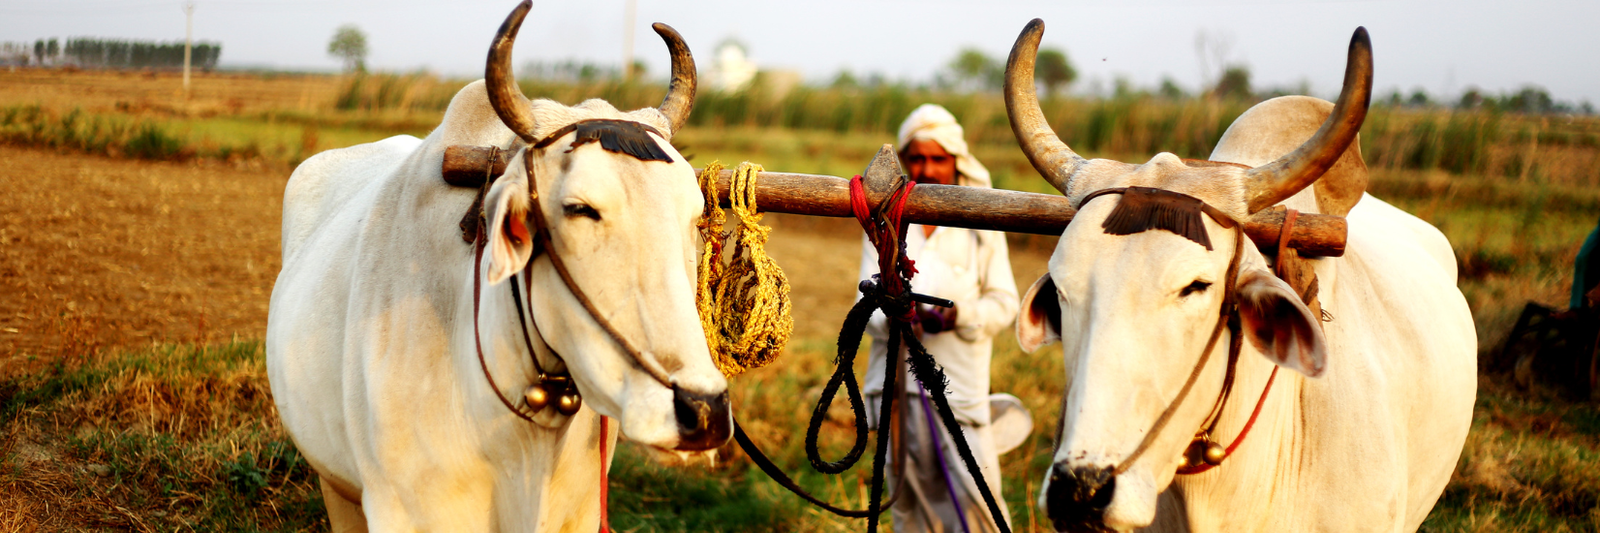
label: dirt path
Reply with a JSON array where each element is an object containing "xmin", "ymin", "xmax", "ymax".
[{"xmin": 0, "ymin": 145, "xmax": 287, "ymax": 375}]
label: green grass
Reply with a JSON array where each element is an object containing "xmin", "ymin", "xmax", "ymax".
[
  {"xmin": 1421, "ymin": 381, "xmax": 1600, "ymax": 532},
  {"xmin": 0, "ymin": 341, "xmax": 324, "ymax": 531}
]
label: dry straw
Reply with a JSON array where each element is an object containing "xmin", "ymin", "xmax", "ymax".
[{"xmin": 696, "ymin": 161, "xmax": 794, "ymax": 377}]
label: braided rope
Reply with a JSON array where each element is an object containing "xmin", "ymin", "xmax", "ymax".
[{"xmin": 695, "ymin": 162, "xmax": 794, "ymax": 377}]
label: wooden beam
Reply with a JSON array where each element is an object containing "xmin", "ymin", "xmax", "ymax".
[{"xmin": 441, "ymin": 144, "xmax": 1347, "ymax": 256}]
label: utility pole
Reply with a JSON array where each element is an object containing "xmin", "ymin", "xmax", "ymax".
[
  {"xmin": 621, "ymin": 0, "xmax": 635, "ymax": 81},
  {"xmin": 183, "ymin": 2, "xmax": 194, "ymax": 98}
]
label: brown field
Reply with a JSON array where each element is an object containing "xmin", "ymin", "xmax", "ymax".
[
  {"xmin": 0, "ymin": 68, "xmax": 340, "ymax": 117},
  {"xmin": 1, "ymin": 68, "xmax": 1597, "ymax": 532},
  {"xmin": 0, "ymin": 144, "xmax": 284, "ymax": 372}
]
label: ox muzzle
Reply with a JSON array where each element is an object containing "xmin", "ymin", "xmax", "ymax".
[
  {"xmin": 1046, "ymin": 462, "xmax": 1117, "ymax": 532},
  {"xmin": 672, "ymin": 384, "xmax": 731, "ymax": 451}
]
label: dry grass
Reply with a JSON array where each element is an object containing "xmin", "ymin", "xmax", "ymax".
[
  {"xmin": 0, "ymin": 68, "xmax": 340, "ymax": 118},
  {"xmin": 1, "ymin": 342, "xmax": 323, "ymax": 531}
]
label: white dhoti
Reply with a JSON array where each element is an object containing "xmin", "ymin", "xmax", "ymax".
[{"xmin": 869, "ymin": 393, "xmax": 1031, "ymax": 533}]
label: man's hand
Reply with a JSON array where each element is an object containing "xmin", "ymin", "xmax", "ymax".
[{"xmin": 917, "ymin": 304, "xmax": 959, "ymax": 335}]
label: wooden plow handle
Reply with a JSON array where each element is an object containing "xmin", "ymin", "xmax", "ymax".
[{"xmin": 443, "ymin": 144, "xmax": 1346, "ymax": 257}]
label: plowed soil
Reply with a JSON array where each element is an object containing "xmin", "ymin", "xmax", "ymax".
[{"xmin": 0, "ymin": 145, "xmax": 287, "ymax": 376}]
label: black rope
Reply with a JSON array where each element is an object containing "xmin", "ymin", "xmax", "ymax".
[
  {"xmin": 900, "ymin": 319, "xmax": 1010, "ymax": 532},
  {"xmin": 734, "ymin": 174, "xmax": 1012, "ymax": 532},
  {"xmin": 733, "ymin": 275, "xmax": 1011, "ymax": 533},
  {"xmin": 733, "ymin": 285, "xmax": 899, "ymax": 519},
  {"xmin": 805, "ymin": 294, "xmax": 877, "ymax": 473}
]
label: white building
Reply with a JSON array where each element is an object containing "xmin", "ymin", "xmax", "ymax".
[{"xmin": 710, "ymin": 39, "xmax": 757, "ymax": 92}]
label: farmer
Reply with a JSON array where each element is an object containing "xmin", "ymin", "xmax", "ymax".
[
  {"xmin": 860, "ymin": 103, "xmax": 1028, "ymax": 533},
  {"xmin": 1572, "ymin": 214, "xmax": 1600, "ymax": 310}
]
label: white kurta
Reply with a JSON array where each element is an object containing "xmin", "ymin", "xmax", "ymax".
[
  {"xmin": 859, "ymin": 223, "xmax": 1020, "ymax": 533},
  {"xmin": 860, "ymin": 224, "xmax": 1020, "ymax": 422}
]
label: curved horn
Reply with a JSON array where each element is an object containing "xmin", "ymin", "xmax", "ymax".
[
  {"xmin": 1243, "ymin": 27, "xmax": 1374, "ymax": 214},
  {"xmin": 1004, "ymin": 18, "xmax": 1084, "ymax": 195},
  {"xmin": 486, "ymin": 0, "xmax": 537, "ymax": 143},
  {"xmin": 652, "ymin": 23, "xmax": 696, "ymax": 135}
]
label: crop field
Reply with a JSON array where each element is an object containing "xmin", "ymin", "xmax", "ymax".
[{"xmin": 1, "ymin": 68, "xmax": 1598, "ymax": 532}]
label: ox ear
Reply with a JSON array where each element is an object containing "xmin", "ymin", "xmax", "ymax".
[
  {"xmin": 1235, "ymin": 268, "xmax": 1327, "ymax": 377},
  {"xmin": 1017, "ymin": 273, "xmax": 1062, "ymax": 353},
  {"xmin": 483, "ymin": 167, "xmax": 536, "ymax": 285}
]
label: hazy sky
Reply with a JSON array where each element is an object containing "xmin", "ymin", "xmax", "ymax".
[{"xmin": 3, "ymin": 0, "xmax": 1597, "ymax": 105}]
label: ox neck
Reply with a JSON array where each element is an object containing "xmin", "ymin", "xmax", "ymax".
[
  {"xmin": 509, "ymin": 267, "xmax": 569, "ymax": 376},
  {"xmin": 1169, "ymin": 348, "xmax": 1306, "ymax": 528}
]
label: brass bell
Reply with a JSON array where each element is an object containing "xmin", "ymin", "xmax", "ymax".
[
  {"xmin": 523, "ymin": 383, "xmax": 551, "ymax": 412},
  {"xmin": 1203, "ymin": 441, "xmax": 1227, "ymax": 466},
  {"xmin": 556, "ymin": 390, "xmax": 582, "ymax": 416},
  {"xmin": 1183, "ymin": 437, "xmax": 1208, "ymax": 467}
]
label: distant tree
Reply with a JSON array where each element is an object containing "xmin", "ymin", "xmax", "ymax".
[
  {"xmin": 1457, "ymin": 88, "xmax": 1484, "ymax": 110},
  {"xmin": 328, "ymin": 25, "xmax": 369, "ymax": 73},
  {"xmin": 1582, "ymin": 100, "xmax": 1596, "ymax": 116},
  {"xmin": 1035, "ymin": 47, "xmax": 1076, "ymax": 97},
  {"xmin": 1504, "ymin": 85, "xmax": 1553, "ymax": 114},
  {"xmin": 948, "ymin": 47, "xmax": 999, "ymax": 92},
  {"xmin": 1112, "ymin": 76, "xmax": 1140, "ymax": 99},
  {"xmin": 1407, "ymin": 88, "xmax": 1431, "ymax": 108},
  {"xmin": 831, "ymin": 69, "xmax": 859, "ymax": 89},
  {"xmin": 1211, "ymin": 65, "xmax": 1252, "ymax": 100},
  {"xmin": 1158, "ymin": 77, "xmax": 1187, "ymax": 100}
]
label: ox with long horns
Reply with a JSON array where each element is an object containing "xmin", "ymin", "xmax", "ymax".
[
  {"xmin": 1007, "ymin": 20, "xmax": 1476, "ymax": 532},
  {"xmin": 266, "ymin": 2, "xmax": 729, "ymax": 529}
]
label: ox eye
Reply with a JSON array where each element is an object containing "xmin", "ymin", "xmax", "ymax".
[
  {"xmin": 563, "ymin": 203, "xmax": 601, "ymax": 221},
  {"xmin": 1180, "ymin": 280, "xmax": 1212, "ymax": 297}
]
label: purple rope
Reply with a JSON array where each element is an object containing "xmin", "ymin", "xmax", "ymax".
[{"xmin": 917, "ymin": 380, "xmax": 972, "ymax": 533}]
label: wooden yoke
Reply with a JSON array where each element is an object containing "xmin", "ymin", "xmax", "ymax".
[{"xmin": 442, "ymin": 144, "xmax": 1347, "ymax": 256}]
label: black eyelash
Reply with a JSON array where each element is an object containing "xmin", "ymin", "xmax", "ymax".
[
  {"xmin": 563, "ymin": 204, "xmax": 601, "ymax": 221},
  {"xmin": 1180, "ymin": 280, "xmax": 1212, "ymax": 297}
]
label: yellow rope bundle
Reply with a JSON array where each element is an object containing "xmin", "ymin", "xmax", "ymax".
[{"xmin": 696, "ymin": 161, "xmax": 793, "ymax": 378}]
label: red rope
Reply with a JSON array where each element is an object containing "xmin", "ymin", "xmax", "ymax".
[
  {"xmin": 1179, "ymin": 209, "xmax": 1300, "ymax": 476},
  {"xmin": 1224, "ymin": 366, "xmax": 1276, "ymax": 459},
  {"xmin": 599, "ymin": 415, "xmax": 612, "ymax": 533},
  {"xmin": 849, "ymin": 176, "xmax": 918, "ymax": 319}
]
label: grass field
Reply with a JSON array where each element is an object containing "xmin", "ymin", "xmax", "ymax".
[{"xmin": 1, "ymin": 68, "xmax": 1598, "ymax": 532}]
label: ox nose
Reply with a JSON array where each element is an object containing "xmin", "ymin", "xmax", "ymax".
[
  {"xmin": 1045, "ymin": 462, "xmax": 1116, "ymax": 532},
  {"xmin": 672, "ymin": 384, "xmax": 731, "ymax": 451}
]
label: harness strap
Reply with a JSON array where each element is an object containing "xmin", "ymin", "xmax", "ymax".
[
  {"xmin": 599, "ymin": 415, "xmax": 613, "ymax": 533},
  {"xmin": 1111, "ymin": 223, "xmax": 1244, "ymax": 477},
  {"xmin": 523, "ymin": 149, "xmax": 676, "ymax": 389},
  {"xmin": 1277, "ymin": 208, "xmax": 1300, "ymax": 275},
  {"xmin": 1175, "ymin": 208, "xmax": 1299, "ymax": 475},
  {"xmin": 473, "ymin": 234, "xmax": 539, "ymax": 422}
]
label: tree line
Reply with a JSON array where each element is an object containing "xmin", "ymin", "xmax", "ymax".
[{"xmin": 0, "ymin": 38, "xmax": 221, "ymax": 70}]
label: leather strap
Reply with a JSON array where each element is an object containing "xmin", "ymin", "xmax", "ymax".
[
  {"xmin": 1276, "ymin": 209, "xmax": 1300, "ymax": 278},
  {"xmin": 1174, "ymin": 209, "xmax": 1299, "ymax": 475},
  {"xmin": 1112, "ymin": 222, "xmax": 1245, "ymax": 477},
  {"xmin": 473, "ymin": 234, "xmax": 540, "ymax": 423}
]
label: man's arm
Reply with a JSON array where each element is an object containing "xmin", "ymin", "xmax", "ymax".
[{"xmin": 952, "ymin": 231, "xmax": 1020, "ymax": 343}]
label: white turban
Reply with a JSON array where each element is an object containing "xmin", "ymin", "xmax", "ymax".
[{"xmin": 895, "ymin": 103, "xmax": 991, "ymax": 189}]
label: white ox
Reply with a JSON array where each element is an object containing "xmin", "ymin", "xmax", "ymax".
[
  {"xmin": 1005, "ymin": 21, "xmax": 1476, "ymax": 532},
  {"xmin": 266, "ymin": 3, "xmax": 730, "ymax": 530}
]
